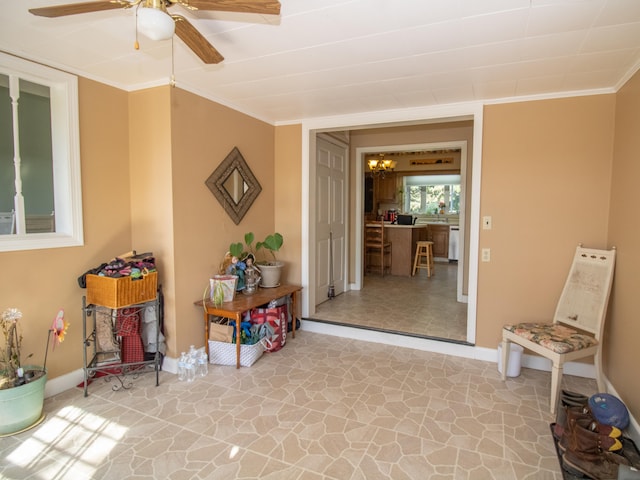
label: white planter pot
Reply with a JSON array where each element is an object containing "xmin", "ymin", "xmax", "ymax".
[{"xmin": 258, "ymin": 261, "xmax": 284, "ymax": 288}]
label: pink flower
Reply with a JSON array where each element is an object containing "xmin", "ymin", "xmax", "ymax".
[{"xmin": 51, "ymin": 309, "xmax": 69, "ymax": 345}]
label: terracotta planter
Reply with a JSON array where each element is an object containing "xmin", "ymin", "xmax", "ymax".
[{"xmin": 0, "ymin": 366, "xmax": 47, "ymax": 436}]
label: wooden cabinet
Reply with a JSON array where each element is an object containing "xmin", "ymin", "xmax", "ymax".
[
  {"xmin": 428, "ymin": 225, "xmax": 450, "ymax": 258},
  {"xmin": 376, "ymin": 173, "xmax": 397, "ymax": 203}
]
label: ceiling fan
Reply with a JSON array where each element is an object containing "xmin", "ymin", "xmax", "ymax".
[{"xmin": 29, "ymin": 0, "xmax": 282, "ymax": 64}]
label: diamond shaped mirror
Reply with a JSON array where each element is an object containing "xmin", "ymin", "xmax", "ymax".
[{"xmin": 206, "ymin": 147, "xmax": 262, "ymax": 225}]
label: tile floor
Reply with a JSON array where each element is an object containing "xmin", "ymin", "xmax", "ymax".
[
  {"xmin": 314, "ymin": 263, "xmax": 468, "ymax": 342},
  {"xmin": 1, "ymin": 331, "xmax": 595, "ymax": 479}
]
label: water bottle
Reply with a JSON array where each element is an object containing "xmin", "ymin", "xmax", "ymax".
[
  {"xmin": 177, "ymin": 352, "xmax": 187, "ymax": 381},
  {"xmin": 186, "ymin": 355, "xmax": 196, "ymax": 382},
  {"xmin": 197, "ymin": 349, "xmax": 208, "ymax": 377}
]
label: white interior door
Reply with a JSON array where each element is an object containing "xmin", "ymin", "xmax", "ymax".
[{"xmin": 315, "ymin": 137, "xmax": 346, "ymax": 305}]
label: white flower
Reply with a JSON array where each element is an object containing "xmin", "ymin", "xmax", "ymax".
[{"xmin": 2, "ymin": 308, "xmax": 22, "ymax": 323}]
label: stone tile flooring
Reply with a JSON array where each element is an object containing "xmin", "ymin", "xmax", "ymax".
[
  {"xmin": 314, "ymin": 263, "xmax": 468, "ymax": 342},
  {"xmin": 0, "ymin": 331, "xmax": 595, "ymax": 479}
]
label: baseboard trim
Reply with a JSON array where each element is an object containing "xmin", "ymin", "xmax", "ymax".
[
  {"xmin": 44, "ymin": 369, "xmax": 85, "ymax": 398},
  {"xmin": 302, "ymin": 319, "xmax": 596, "ymax": 377},
  {"xmin": 162, "ymin": 355, "xmax": 178, "ymax": 374},
  {"xmin": 44, "ymin": 361, "xmax": 177, "ymax": 398}
]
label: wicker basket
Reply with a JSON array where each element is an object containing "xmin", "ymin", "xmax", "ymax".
[
  {"xmin": 86, "ymin": 272, "xmax": 157, "ymax": 309},
  {"xmin": 208, "ymin": 339, "xmax": 265, "ymax": 367}
]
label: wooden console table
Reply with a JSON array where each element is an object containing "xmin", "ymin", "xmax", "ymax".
[{"xmin": 194, "ymin": 284, "xmax": 302, "ymax": 368}]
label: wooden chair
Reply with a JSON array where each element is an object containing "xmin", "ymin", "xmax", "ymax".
[
  {"xmin": 501, "ymin": 244, "xmax": 616, "ymax": 414},
  {"xmin": 365, "ymin": 221, "xmax": 392, "ymax": 276}
]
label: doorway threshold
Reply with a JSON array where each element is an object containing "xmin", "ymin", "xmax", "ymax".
[{"xmin": 303, "ymin": 317, "xmax": 473, "ymax": 347}]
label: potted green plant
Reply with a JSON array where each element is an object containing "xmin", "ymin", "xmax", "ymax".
[
  {"xmin": 0, "ymin": 308, "xmax": 68, "ymax": 436},
  {"xmin": 227, "ymin": 232, "xmax": 284, "ymax": 288},
  {"xmin": 229, "ymin": 232, "xmax": 256, "ymax": 262},
  {"xmin": 255, "ymin": 233, "xmax": 284, "ymax": 287},
  {"xmin": 221, "ymin": 232, "xmax": 256, "ymax": 294},
  {"xmin": 256, "ymin": 233, "xmax": 283, "ymax": 263}
]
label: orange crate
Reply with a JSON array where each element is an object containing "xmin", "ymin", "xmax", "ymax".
[{"xmin": 86, "ymin": 272, "xmax": 157, "ymax": 308}]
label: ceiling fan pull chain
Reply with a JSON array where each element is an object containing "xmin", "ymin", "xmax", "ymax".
[
  {"xmin": 170, "ymin": 37, "xmax": 176, "ymax": 87},
  {"xmin": 134, "ymin": 3, "xmax": 140, "ymax": 50}
]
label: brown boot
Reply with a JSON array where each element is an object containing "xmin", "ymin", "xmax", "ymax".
[
  {"xmin": 556, "ymin": 406, "xmax": 622, "ymax": 447},
  {"xmin": 555, "ymin": 402, "xmax": 589, "ymax": 440},
  {"xmin": 620, "ymin": 437, "xmax": 640, "ymax": 469},
  {"xmin": 562, "ymin": 449, "xmax": 626, "ymax": 480},
  {"xmin": 560, "ymin": 416, "xmax": 624, "ymax": 455},
  {"xmin": 583, "ymin": 418, "xmax": 623, "ymax": 439}
]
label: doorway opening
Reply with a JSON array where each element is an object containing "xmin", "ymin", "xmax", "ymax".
[
  {"xmin": 312, "ymin": 140, "xmax": 469, "ymax": 343},
  {"xmin": 300, "ymin": 107, "xmax": 483, "ymax": 348}
]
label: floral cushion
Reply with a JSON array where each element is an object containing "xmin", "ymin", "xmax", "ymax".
[{"xmin": 503, "ymin": 322, "xmax": 598, "ymax": 354}]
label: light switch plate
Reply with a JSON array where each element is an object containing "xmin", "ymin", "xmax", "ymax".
[{"xmin": 483, "ymin": 216, "xmax": 492, "ymax": 230}]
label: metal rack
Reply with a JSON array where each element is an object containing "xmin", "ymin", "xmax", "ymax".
[{"xmin": 81, "ymin": 291, "xmax": 162, "ymax": 397}]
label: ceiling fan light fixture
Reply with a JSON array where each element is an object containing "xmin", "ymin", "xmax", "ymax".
[{"xmin": 137, "ymin": 7, "xmax": 175, "ymax": 41}]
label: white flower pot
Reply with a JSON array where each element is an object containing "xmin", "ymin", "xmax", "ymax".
[{"xmin": 258, "ymin": 261, "xmax": 284, "ymax": 288}]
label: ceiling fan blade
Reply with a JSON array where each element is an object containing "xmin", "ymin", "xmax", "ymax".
[
  {"xmin": 173, "ymin": 15, "xmax": 224, "ymax": 64},
  {"xmin": 174, "ymin": 0, "xmax": 280, "ymax": 15},
  {"xmin": 29, "ymin": 0, "xmax": 129, "ymax": 18}
]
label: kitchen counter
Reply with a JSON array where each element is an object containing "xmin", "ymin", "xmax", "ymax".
[
  {"xmin": 381, "ymin": 224, "xmax": 428, "ymax": 276},
  {"xmin": 418, "ymin": 222, "xmax": 459, "ymax": 227},
  {"xmin": 367, "ymin": 223, "xmax": 426, "ymax": 229}
]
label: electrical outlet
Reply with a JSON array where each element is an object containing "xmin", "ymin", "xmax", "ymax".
[
  {"xmin": 483, "ymin": 216, "xmax": 492, "ymax": 230},
  {"xmin": 482, "ymin": 248, "xmax": 491, "ymax": 262}
]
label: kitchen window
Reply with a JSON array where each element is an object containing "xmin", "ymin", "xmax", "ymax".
[
  {"xmin": 0, "ymin": 52, "xmax": 83, "ymax": 252},
  {"xmin": 403, "ymin": 174, "xmax": 461, "ymax": 214}
]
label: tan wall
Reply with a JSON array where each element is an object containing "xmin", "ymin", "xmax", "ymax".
[
  {"xmin": 128, "ymin": 86, "xmax": 175, "ymax": 354},
  {"xmin": 0, "ymin": 78, "xmax": 132, "ymax": 379},
  {"xmin": 168, "ymin": 88, "xmax": 275, "ymax": 356},
  {"xmin": 478, "ymin": 95, "xmax": 615, "ymax": 352},
  {"xmin": 607, "ymin": 70, "xmax": 640, "ymax": 416},
  {"xmin": 275, "ymin": 124, "xmax": 303, "ymax": 287}
]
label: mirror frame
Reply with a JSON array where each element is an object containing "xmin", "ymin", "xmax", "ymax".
[{"xmin": 205, "ymin": 147, "xmax": 262, "ymax": 225}]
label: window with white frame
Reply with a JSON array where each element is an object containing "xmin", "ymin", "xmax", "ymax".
[
  {"xmin": 403, "ymin": 174, "xmax": 461, "ymax": 215},
  {"xmin": 0, "ymin": 52, "xmax": 83, "ymax": 252}
]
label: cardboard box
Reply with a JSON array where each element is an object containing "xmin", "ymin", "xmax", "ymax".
[{"xmin": 86, "ymin": 272, "xmax": 157, "ymax": 309}]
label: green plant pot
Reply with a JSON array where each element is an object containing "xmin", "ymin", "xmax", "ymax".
[{"xmin": 0, "ymin": 366, "xmax": 47, "ymax": 436}]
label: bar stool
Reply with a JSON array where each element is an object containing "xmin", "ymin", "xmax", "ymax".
[{"xmin": 412, "ymin": 241, "xmax": 434, "ymax": 277}]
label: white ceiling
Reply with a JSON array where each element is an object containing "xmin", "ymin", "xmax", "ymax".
[{"xmin": 2, "ymin": 0, "xmax": 640, "ymax": 125}]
